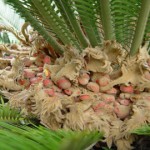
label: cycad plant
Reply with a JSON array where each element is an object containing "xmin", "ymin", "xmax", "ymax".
[{"xmin": 0, "ymin": 0, "xmax": 150, "ymax": 149}]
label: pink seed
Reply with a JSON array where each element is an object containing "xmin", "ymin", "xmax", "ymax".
[
  {"xmin": 96, "ymin": 76, "xmax": 110, "ymax": 87},
  {"xmin": 33, "ymin": 53, "xmax": 38, "ymax": 57},
  {"xmin": 24, "ymin": 70, "xmax": 35, "ymax": 78},
  {"xmin": 79, "ymin": 94, "xmax": 91, "ymax": 101},
  {"xmin": 37, "ymin": 73, "xmax": 43, "ymax": 77},
  {"xmin": 144, "ymin": 71, "xmax": 150, "ymax": 80},
  {"xmin": 120, "ymin": 85, "xmax": 134, "ymax": 93},
  {"xmin": 38, "ymin": 67, "xmax": 43, "ymax": 72},
  {"xmin": 74, "ymin": 90, "xmax": 81, "ymax": 95},
  {"xmin": 104, "ymin": 104, "xmax": 113, "ymax": 110},
  {"xmin": 25, "ymin": 83, "xmax": 31, "ymax": 89},
  {"xmin": 87, "ymin": 82, "xmax": 99, "ymax": 93},
  {"xmin": 120, "ymin": 100, "xmax": 130, "ymax": 106},
  {"xmin": 57, "ymin": 77, "xmax": 71, "ymax": 89},
  {"xmin": 21, "ymin": 79, "xmax": 30, "ymax": 89},
  {"xmin": 43, "ymin": 79, "xmax": 53, "ymax": 87},
  {"xmin": 55, "ymin": 92, "xmax": 64, "ymax": 97},
  {"xmin": 39, "ymin": 53, "xmax": 45, "ymax": 59},
  {"xmin": 94, "ymin": 109, "xmax": 102, "ymax": 113},
  {"xmin": 102, "ymin": 94, "xmax": 115, "ymax": 103},
  {"xmin": 134, "ymin": 90, "xmax": 141, "ymax": 94},
  {"xmin": 44, "ymin": 88, "xmax": 55, "ymax": 96},
  {"xmin": 114, "ymin": 106, "xmax": 120, "ymax": 114},
  {"xmin": 118, "ymin": 99, "xmax": 130, "ymax": 106},
  {"xmin": 78, "ymin": 73, "xmax": 90, "ymax": 85},
  {"xmin": 64, "ymin": 89, "xmax": 72, "ymax": 95},
  {"xmin": 147, "ymin": 96, "xmax": 150, "ymax": 101},
  {"xmin": 105, "ymin": 88, "xmax": 117, "ymax": 94},
  {"xmin": 78, "ymin": 78, "xmax": 89, "ymax": 85},
  {"xmin": 114, "ymin": 104, "xmax": 130, "ymax": 119},
  {"xmin": 43, "ymin": 55, "xmax": 51, "ymax": 64},
  {"xmin": 147, "ymin": 59, "xmax": 150, "ymax": 67},
  {"xmin": 23, "ymin": 58, "xmax": 32, "ymax": 67},
  {"xmin": 93, "ymin": 102, "xmax": 106, "ymax": 111},
  {"xmin": 52, "ymin": 85, "xmax": 62, "ymax": 92},
  {"xmin": 30, "ymin": 77, "xmax": 42, "ymax": 84},
  {"xmin": 18, "ymin": 79, "xmax": 26, "ymax": 85},
  {"xmin": 35, "ymin": 59, "xmax": 44, "ymax": 67}
]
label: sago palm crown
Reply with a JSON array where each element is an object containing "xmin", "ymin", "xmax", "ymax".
[{"xmin": 0, "ymin": 0, "xmax": 150, "ymax": 149}]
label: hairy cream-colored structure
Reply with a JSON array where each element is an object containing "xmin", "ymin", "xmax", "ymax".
[{"xmin": 1, "ymin": 41, "xmax": 150, "ymax": 150}]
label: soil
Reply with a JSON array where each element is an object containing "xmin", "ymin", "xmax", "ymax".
[
  {"xmin": 132, "ymin": 136, "xmax": 150, "ymax": 150},
  {"xmin": 92, "ymin": 136, "xmax": 150, "ymax": 150}
]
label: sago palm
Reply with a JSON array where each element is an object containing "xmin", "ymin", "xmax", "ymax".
[{"xmin": 0, "ymin": 0, "xmax": 150, "ymax": 149}]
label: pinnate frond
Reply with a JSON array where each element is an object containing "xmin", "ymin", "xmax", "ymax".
[{"xmin": 0, "ymin": 121, "xmax": 103, "ymax": 150}]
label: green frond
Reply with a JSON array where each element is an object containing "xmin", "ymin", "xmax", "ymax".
[
  {"xmin": 0, "ymin": 32, "xmax": 10, "ymax": 44},
  {"xmin": 144, "ymin": 14, "xmax": 150, "ymax": 42},
  {"xmin": 52, "ymin": 0, "xmax": 74, "ymax": 33},
  {"xmin": 0, "ymin": 122, "xmax": 103, "ymax": 150},
  {"xmin": 0, "ymin": 0, "xmax": 24, "ymax": 30},
  {"xmin": 4, "ymin": 0, "xmax": 64, "ymax": 54},
  {"xmin": 0, "ymin": 24, "xmax": 27, "ymax": 44},
  {"xmin": 29, "ymin": 0, "xmax": 81, "ymax": 50},
  {"xmin": 59, "ymin": 130, "xmax": 102, "ymax": 150},
  {"xmin": 99, "ymin": 0, "xmax": 114, "ymax": 40},
  {"xmin": 0, "ymin": 96, "xmax": 25, "ymax": 124},
  {"xmin": 71, "ymin": 0, "xmax": 102, "ymax": 47},
  {"xmin": 54, "ymin": 0, "xmax": 89, "ymax": 48},
  {"xmin": 130, "ymin": 0, "xmax": 150, "ymax": 55},
  {"xmin": 110, "ymin": 0, "xmax": 141, "ymax": 49},
  {"xmin": 0, "ymin": 0, "xmax": 25, "ymax": 43},
  {"xmin": 131, "ymin": 125, "xmax": 150, "ymax": 136},
  {"xmin": 0, "ymin": 32, "xmax": 21, "ymax": 44},
  {"xmin": 3, "ymin": 0, "xmax": 150, "ymax": 55}
]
